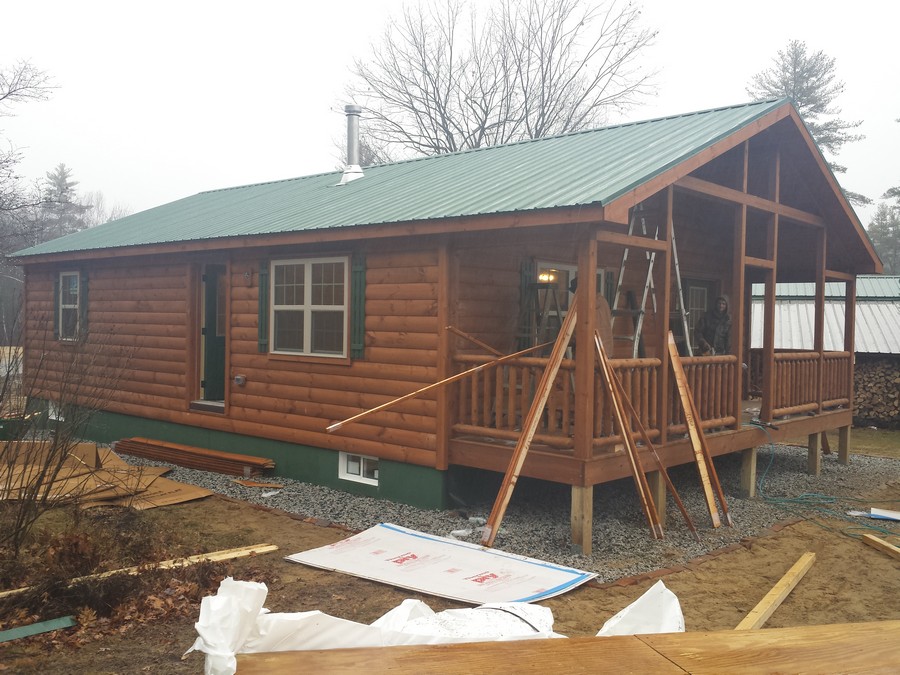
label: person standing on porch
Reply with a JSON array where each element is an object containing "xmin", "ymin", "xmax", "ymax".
[{"xmin": 695, "ymin": 295, "xmax": 731, "ymax": 355}]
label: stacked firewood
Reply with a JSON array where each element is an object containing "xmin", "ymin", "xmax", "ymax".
[{"xmin": 853, "ymin": 356, "xmax": 900, "ymax": 428}]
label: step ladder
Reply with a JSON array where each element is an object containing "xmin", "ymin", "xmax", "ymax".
[
  {"xmin": 611, "ymin": 203, "xmax": 693, "ymax": 357},
  {"xmin": 518, "ymin": 280, "xmax": 565, "ymax": 349}
]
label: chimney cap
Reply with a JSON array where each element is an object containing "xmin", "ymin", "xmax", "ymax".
[{"xmin": 344, "ymin": 104, "xmax": 362, "ymax": 115}]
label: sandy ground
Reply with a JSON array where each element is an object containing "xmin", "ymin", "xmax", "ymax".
[{"xmin": 3, "ymin": 473, "xmax": 898, "ymax": 674}]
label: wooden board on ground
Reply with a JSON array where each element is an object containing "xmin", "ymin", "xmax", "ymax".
[
  {"xmin": 735, "ymin": 552, "xmax": 816, "ymax": 630},
  {"xmin": 861, "ymin": 534, "xmax": 900, "ymax": 561},
  {"xmin": 235, "ymin": 621, "xmax": 900, "ymax": 674}
]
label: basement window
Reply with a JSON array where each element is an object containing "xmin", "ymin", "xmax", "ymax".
[{"xmin": 338, "ymin": 451, "xmax": 379, "ymax": 486}]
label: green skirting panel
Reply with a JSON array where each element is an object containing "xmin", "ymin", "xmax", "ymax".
[{"xmin": 81, "ymin": 410, "xmax": 449, "ymax": 510}]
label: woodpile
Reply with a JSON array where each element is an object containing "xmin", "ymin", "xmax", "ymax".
[
  {"xmin": 113, "ymin": 437, "xmax": 275, "ymax": 476},
  {"xmin": 853, "ymin": 356, "xmax": 900, "ymax": 428}
]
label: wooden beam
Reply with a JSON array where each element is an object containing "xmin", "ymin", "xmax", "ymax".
[
  {"xmin": 807, "ymin": 433, "xmax": 822, "ymax": 476},
  {"xmin": 675, "ymin": 175, "xmax": 825, "ymax": 227},
  {"xmin": 0, "ymin": 544, "xmax": 278, "ymax": 601},
  {"xmin": 595, "ymin": 331, "xmax": 663, "ymax": 539},
  {"xmin": 861, "ymin": 534, "xmax": 900, "ymax": 561},
  {"xmin": 740, "ymin": 447, "xmax": 757, "ymax": 498},
  {"xmin": 744, "ymin": 255, "xmax": 775, "ymax": 269},
  {"xmin": 667, "ymin": 333, "xmax": 721, "ymax": 528},
  {"xmin": 595, "ymin": 230, "xmax": 669, "ymax": 252},
  {"xmin": 570, "ymin": 486, "xmax": 593, "ymax": 555},
  {"xmin": 735, "ymin": 552, "xmax": 816, "ymax": 630},
  {"xmin": 481, "ymin": 297, "xmax": 579, "ymax": 548},
  {"xmin": 327, "ymin": 341, "xmax": 552, "ymax": 433},
  {"xmin": 838, "ymin": 425, "xmax": 851, "ymax": 465}
]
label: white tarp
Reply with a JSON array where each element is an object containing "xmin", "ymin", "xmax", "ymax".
[
  {"xmin": 184, "ymin": 577, "xmax": 564, "ymax": 675},
  {"xmin": 285, "ymin": 522, "xmax": 597, "ymax": 604},
  {"xmin": 596, "ymin": 580, "xmax": 685, "ymax": 636}
]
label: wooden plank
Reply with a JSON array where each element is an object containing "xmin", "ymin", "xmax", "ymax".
[
  {"xmin": 480, "ymin": 298, "xmax": 579, "ymax": 547},
  {"xmin": 600, "ymin": 334, "xmax": 699, "ymax": 543},
  {"xmin": 734, "ymin": 552, "xmax": 816, "ymax": 630},
  {"xmin": 0, "ymin": 544, "xmax": 278, "ymax": 601},
  {"xmin": 861, "ymin": 534, "xmax": 900, "ymax": 561},
  {"xmin": 594, "ymin": 331, "xmax": 662, "ymax": 539},
  {"xmin": 327, "ymin": 342, "xmax": 552, "ymax": 433},
  {"xmin": 667, "ymin": 333, "xmax": 720, "ymax": 527},
  {"xmin": 236, "ymin": 621, "xmax": 900, "ymax": 674}
]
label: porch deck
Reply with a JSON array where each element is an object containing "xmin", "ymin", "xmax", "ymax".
[{"xmin": 447, "ymin": 349, "xmax": 852, "ymax": 488}]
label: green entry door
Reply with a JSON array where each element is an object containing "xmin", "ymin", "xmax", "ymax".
[{"xmin": 202, "ymin": 264, "xmax": 226, "ymax": 401}]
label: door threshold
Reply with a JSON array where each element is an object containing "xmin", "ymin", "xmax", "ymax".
[{"xmin": 190, "ymin": 400, "xmax": 225, "ymax": 413}]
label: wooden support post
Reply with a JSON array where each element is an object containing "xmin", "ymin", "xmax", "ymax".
[
  {"xmin": 570, "ymin": 486, "xmax": 593, "ymax": 556},
  {"xmin": 740, "ymin": 447, "xmax": 757, "ymax": 498},
  {"xmin": 807, "ymin": 432, "xmax": 821, "ymax": 476},
  {"xmin": 481, "ymin": 297, "xmax": 579, "ymax": 548},
  {"xmin": 735, "ymin": 552, "xmax": 816, "ymax": 630},
  {"xmin": 647, "ymin": 471, "xmax": 667, "ymax": 527},
  {"xmin": 838, "ymin": 425, "xmax": 851, "ymax": 465}
]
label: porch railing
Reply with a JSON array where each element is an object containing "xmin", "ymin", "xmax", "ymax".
[
  {"xmin": 451, "ymin": 353, "xmax": 734, "ymax": 451},
  {"xmin": 770, "ymin": 350, "xmax": 851, "ymax": 417},
  {"xmin": 666, "ymin": 355, "xmax": 738, "ymax": 434}
]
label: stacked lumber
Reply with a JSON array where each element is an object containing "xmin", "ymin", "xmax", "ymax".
[
  {"xmin": 114, "ymin": 437, "xmax": 275, "ymax": 477},
  {"xmin": 854, "ymin": 356, "xmax": 900, "ymax": 427}
]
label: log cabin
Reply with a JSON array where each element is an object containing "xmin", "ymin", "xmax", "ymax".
[{"xmin": 12, "ymin": 98, "xmax": 883, "ymax": 552}]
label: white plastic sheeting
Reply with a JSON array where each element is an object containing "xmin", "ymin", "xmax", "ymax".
[
  {"xmin": 596, "ymin": 580, "xmax": 685, "ymax": 636},
  {"xmin": 183, "ymin": 577, "xmax": 564, "ymax": 675}
]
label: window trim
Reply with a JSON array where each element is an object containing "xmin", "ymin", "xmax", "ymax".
[
  {"xmin": 338, "ymin": 451, "xmax": 379, "ymax": 486},
  {"xmin": 269, "ymin": 256, "xmax": 350, "ymax": 358},
  {"xmin": 57, "ymin": 271, "xmax": 81, "ymax": 341}
]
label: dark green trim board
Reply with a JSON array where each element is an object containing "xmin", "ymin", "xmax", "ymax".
[
  {"xmin": 257, "ymin": 259, "xmax": 269, "ymax": 353},
  {"xmin": 350, "ymin": 253, "xmax": 366, "ymax": 359},
  {"xmin": 79, "ymin": 268, "xmax": 89, "ymax": 333},
  {"xmin": 52, "ymin": 275, "xmax": 59, "ymax": 339},
  {"xmin": 81, "ymin": 409, "xmax": 449, "ymax": 510}
]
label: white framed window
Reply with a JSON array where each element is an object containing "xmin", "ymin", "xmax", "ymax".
[
  {"xmin": 270, "ymin": 257, "xmax": 349, "ymax": 357},
  {"xmin": 338, "ymin": 451, "xmax": 379, "ymax": 486},
  {"xmin": 58, "ymin": 271, "xmax": 80, "ymax": 341}
]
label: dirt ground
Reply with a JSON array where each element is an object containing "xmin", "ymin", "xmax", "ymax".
[{"xmin": 3, "ymin": 470, "xmax": 898, "ymax": 675}]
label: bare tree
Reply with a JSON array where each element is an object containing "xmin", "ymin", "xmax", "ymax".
[
  {"xmin": 0, "ymin": 61, "xmax": 53, "ymax": 214},
  {"xmin": 347, "ymin": 0, "xmax": 656, "ymax": 157}
]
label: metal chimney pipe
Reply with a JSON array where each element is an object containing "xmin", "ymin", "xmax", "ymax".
[{"xmin": 339, "ymin": 104, "xmax": 364, "ymax": 185}]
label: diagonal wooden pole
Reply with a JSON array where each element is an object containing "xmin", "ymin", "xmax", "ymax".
[
  {"xmin": 327, "ymin": 341, "xmax": 553, "ymax": 433},
  {"xmin": 480, "ymin": 294, "xmax": 579, "ymax": 548},
  {"xmin": 594, "ymin": 331, "xmax": 663, "ymax": 539},
  {"xmin": 667, "ymin": 332, "xmax": 722, "ymax": 528},
  {"xmin": 597, "ymin": 331, "xmax": 700, "ymax": 543}
]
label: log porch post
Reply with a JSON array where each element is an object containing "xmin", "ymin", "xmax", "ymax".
[
  {"xmin": 760, "ymin": 151, "xmax": 780, "ymax": 423},
  {"xmin": 659, "ymin": 188, "xmax": 674, "ymax": 446},
  {"xmin": 839, "ymin": 276, "xmax": 856, "ymax": 465},
  {"xmin": 572, "ymin": 225, "xmax": 599, "ymax": 554},
  {"xmin": 436, "ymin": 238, "xmax": 457, "ymax": 471},
  {"xmin": 731, "ymin": 143, "xmax": 748, "ymax": 430}
]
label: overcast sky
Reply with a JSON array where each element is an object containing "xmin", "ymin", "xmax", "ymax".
[{"xmin": 2, "ymin": 1, "xmax": 897, "ymax": 227}]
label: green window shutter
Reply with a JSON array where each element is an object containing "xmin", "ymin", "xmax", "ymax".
[
  {"xmin": 257, "ymin": 260, "xmax": 269, "ymax": 353},
  {"xmin": 517, "ymin": 258, "xmax": 536, "ymax": 350},
  {"xmin": 350, "ymin": 254, "xmax": 366, "ymax": 359},
  {"xmin": 53, "ymin": 275, "xmax": 60, "ymax": 340},
  {"xmin": 79, "ymin": 269, "xmax": 89, "ymax": 335}
]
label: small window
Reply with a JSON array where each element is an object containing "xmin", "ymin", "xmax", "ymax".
[
  {"xmin": 338, "ymin": 451, "xmax": 379, "ymax": 486},
  {"xmin": 270, "ymin": 257, "xmax": 348, "ymax": 357},
  {"xmin": 58, "ymin": 271, "xmax": 80, "ymax": 340}
]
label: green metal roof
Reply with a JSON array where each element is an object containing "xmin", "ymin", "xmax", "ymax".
[{"xmin": 15, "ymin": 98, "xmax": 790, "ymax": 258}]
